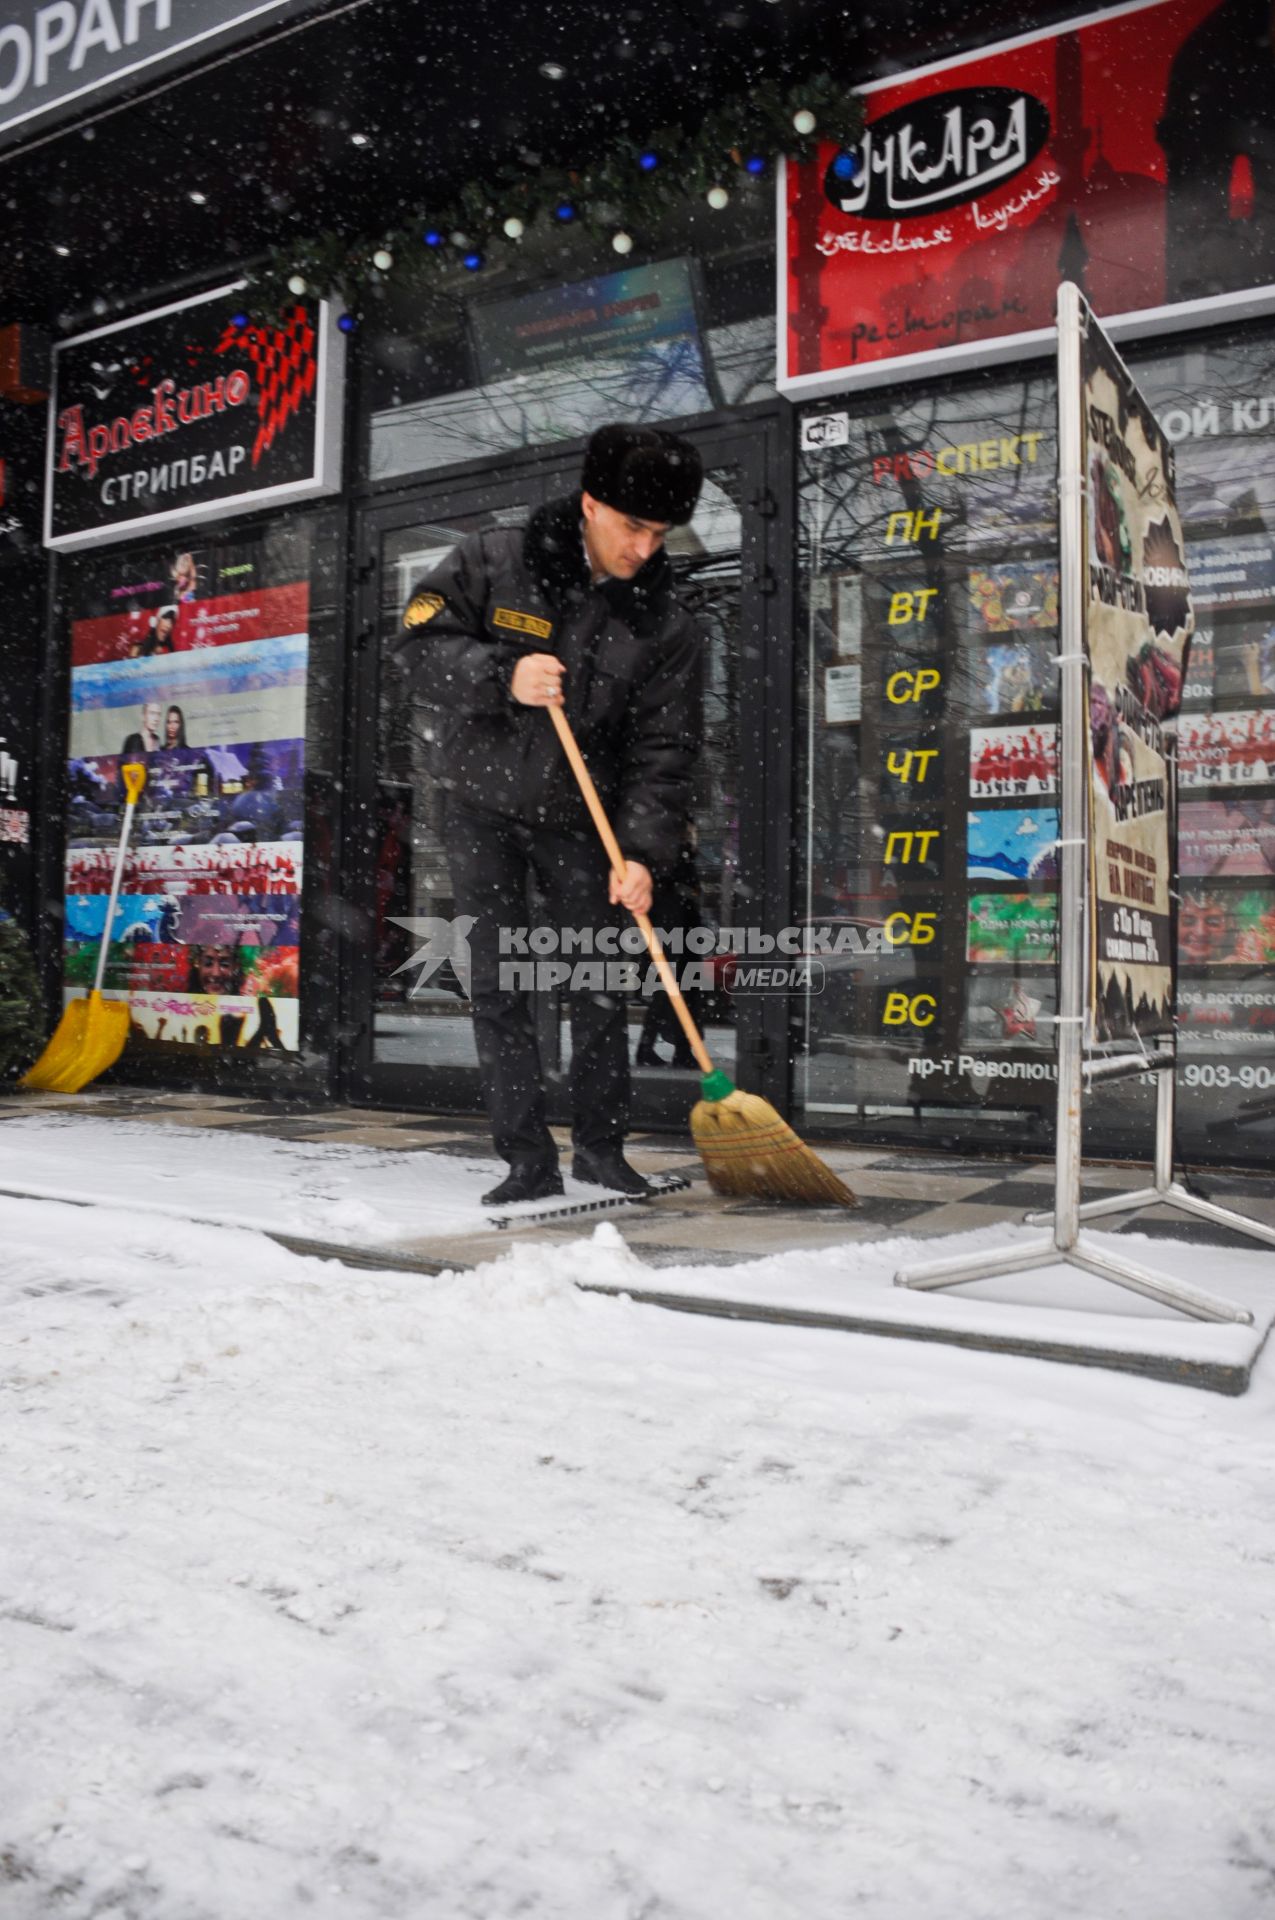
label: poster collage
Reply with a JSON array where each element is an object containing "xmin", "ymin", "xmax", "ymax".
[
  {"xmin": 64, "ymin": 538, "xmax": 306, "ymax": 1051},
  {"xmin": 800, "ymin": 328, "xmax": 1275, "ymax": 1127},
  {"xmin": 802, "ymin": 408, "xmax": 1065, "ymax": 1114}
]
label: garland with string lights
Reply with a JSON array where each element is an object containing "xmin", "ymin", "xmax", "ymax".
[{"xmin": 251, "ymin": 72, "xmax": 862, "ymax": 324}]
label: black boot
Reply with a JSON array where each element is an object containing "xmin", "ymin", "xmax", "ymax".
[
  {"xmin": 482, "ymin": 1161, "xmax": 564, "ymax": 1207},
  {"xmin": 571, "ymin": 1146, "xmax": 652, "ymax": 1197}
]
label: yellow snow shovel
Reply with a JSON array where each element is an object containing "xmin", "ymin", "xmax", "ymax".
[{"xmin": 23, "ymin": 760, "xmax": 147, "ymax": 1093}]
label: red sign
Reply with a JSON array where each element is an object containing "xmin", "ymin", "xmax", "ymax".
[
  {"xmin": 781, "ymin": 0, "xmax": 1275, "ymax": 394},
  {"xmin": 69, "ymin": 582, "xmax": 310, "ymax": 667}
]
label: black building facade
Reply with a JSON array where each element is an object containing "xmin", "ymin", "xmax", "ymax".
[{"xmin": 3, "ymin": 0, "xmax": 1274, "ymax": 1168}]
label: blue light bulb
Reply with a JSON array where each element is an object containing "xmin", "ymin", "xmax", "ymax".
[
  {"xmin": 463, "ymin": 251, "xmax": 484, "ymax": 271},
  {"xmin": 422, "ymin": 229, "xmax": 443, "ymax": 247},
  {"xmin": 832, "ymin": 152, "xmax": 858, "ymax": 181},
  {"xmin": 230, "ymin": 312, "xmax": 248, "ymax": 328},
  {"xmin": 337, "ymin": 313, "xmax": 357, "ymax": 333},
  {"xmin": 555, "ymin": 202, "xmax": 575, "ymax": 222},
  {"xmin": 638, "ymin": 151, "xmax": 658, "ymax": 171},
  {"xmin": 745, "ymin": 156, "xmax": 766, "ymax": 176}
]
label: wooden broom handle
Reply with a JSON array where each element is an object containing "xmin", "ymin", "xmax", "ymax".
[{"xmin": 548, "ymin": 702, "xmax": 714, "ymax": 1076}]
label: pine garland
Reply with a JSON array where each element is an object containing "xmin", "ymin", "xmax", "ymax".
[
  {"xmin": 249, "ymin": 72, "xmax": 861, "ymax": 319},
  {"xmin": 0, "ymin": 907, "xmax": 44, "ymax": 1083}
]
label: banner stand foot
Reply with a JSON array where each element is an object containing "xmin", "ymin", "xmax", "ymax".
[
  {"xmin": 1025, "ymin": 1181, "xmax": 1275, "ymax": 1249},
  {"xmin": 894, "ymin": 1231, "xmax": 1254, "ymax": 1326}
]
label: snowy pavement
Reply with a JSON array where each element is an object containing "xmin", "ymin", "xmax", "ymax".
[
  {"xmin": 3, "ymin": 1191, "xmax": 1275, "ymax": 1919},
  {"xmin": 0, "ymin": 1110, "xmax": 520, "ymax": 1243},
  {"xmin": 0, "ymin": 1109, "xmax": 1269, "ymax": 1391}
]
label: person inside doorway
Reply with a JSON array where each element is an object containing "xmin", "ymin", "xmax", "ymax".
[{"xmin": 393, "ymin": 423, "xmax": 704, "ymax": 1206}]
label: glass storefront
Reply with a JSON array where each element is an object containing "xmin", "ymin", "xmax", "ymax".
[
  {"xmin": 24, "ymin": 141, "xmax": 1273, "ymax": 1170},
  {"xmin": 794, "ymin": 320, "xmax": 1275, "ymax": 1168}
]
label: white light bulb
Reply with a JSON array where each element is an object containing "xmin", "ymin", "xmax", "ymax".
[
  {"xmin": 792, "ymin": 108, "xmax": 816, "ymax": 136},
  {"xmin": 503, "ymin": 216, "xmax": 525, "ymax": 239},
  {"xmin": 611, "ymin": 230, "xmax": 634, "ymax": 254},
  {"xmin": 372, "ymin": 249, "xmax": 393, "ymax": 271},
  {"xmin": 707, "ymin": 185, "xmax": 730, "ymax": 210},
  {"xmin": 287, "ymin": 274, "xmax": 308, "ymax": 296}
]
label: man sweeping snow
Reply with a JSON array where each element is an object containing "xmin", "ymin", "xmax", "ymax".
[{"xmin": 393, "ymin": 423, "xmax": 704, "ymax": 1206}]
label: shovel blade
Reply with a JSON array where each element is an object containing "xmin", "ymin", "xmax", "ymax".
[{"xmin": 21, "ymin": 992, "xmax": 131, "ymax": 1094}]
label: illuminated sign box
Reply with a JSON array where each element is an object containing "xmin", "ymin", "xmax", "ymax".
[{"xmin": 779, "ymin": 0, "xmax": 1275, "ymax": 397}]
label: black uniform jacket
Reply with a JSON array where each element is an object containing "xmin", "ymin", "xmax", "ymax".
[{"xmin": 392, "ymin": 493, "xmax": 702, "ymax": 872}]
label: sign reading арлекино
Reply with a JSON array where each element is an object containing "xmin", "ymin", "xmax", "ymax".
[
  {"xmin": 44, "ymin": 281, "xmax": 343, "ymax": 551},
  {"xmin": 0, "ymin": 1, "xmax": 324, "ymax": 155},
  {"xmin": 780, "ymin": 0, "xmax": 1275, "ymax": 396}
]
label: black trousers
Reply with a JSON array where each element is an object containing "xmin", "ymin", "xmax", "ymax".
[{"xmin": 447, "ymin": 802, "xmax": 630, "ymax": 1167}]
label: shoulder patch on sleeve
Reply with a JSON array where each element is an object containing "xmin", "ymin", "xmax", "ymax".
[
  {"xmin": 404, "ymin": 591, "xmax": 445, "ymax": 629},
  {"xmin": 492, "ymin": 606, "xmax": 553, "ymax": 641}
]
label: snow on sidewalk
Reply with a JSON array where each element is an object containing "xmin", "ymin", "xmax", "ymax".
[
  {"xmin": 2, "ymin": 1195, "xmax": 1274, "ymax": 1919},
  {"xmin": 0, "ymin": 1111, "xmax": 529, "ymax": 1241}
]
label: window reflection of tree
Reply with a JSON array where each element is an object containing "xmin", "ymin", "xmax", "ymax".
[{"xmin": 672, "ymin": 481, "xmax": 742, "ymax": 934}]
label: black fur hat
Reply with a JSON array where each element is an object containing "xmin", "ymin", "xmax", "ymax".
[{"xmin": 580, "ymin": 423, "xmax": 703, "ymax": 526}]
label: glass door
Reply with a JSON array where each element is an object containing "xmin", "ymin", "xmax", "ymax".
[
  {"xmin": 342, "ymin": 422, "xmax": 779, "ymax": 1126},
  {"xmin": 342, "ymin": 475, "xmax": 543, "ymax": 1112}
]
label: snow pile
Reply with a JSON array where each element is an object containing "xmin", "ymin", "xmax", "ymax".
[{"xmin": 2, "ymin": 1197, "xmax": 1274, "ymax": 1919}]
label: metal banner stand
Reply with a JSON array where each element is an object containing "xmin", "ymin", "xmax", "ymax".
[{"xmin": 896, "ymin": 283, "xmax": 1263, "ymax": 1328}]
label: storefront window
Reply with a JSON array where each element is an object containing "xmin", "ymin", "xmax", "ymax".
[
  {"xmin": 1131, "ymin": 326, "xmax": 1275, "ymax": 1166},
  {"xmin": 57, "ymin": 510, "xmax": 341, "ymax": 1076},
  {"xmin": 360, "ymin": 232, "xmax": 773, "ymax": 486},
  {"xmin": 795, "ymin": 368, "xmax": 1061, "ymax": 1151},
  {"xmin": 795, "ymin": 322, "xmax": 1275, "ymax": 1169}
]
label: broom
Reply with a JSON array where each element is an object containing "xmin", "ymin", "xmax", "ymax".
[{"xmin": 548, "ymin": 704, "xmax": 857, "ymax": 1207}]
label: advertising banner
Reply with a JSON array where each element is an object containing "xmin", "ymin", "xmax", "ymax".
[
  {"xmin": 968, "ymin": 723, "xmax": 1058, "ymax": 797},
  {"xmin": 1178, "ymin": 709, "xmax": 1275, "ymax": 786},
  {"xmin": 1178, "ymin": 978, "xmax": 1275, "ymax": 1046},
  {"xmin": 781, "ymin": 0, "xmax": 1275, "ymax": 396},
  {"xmin": 46, "ymin": 284, "xmax": 342, "ymax": 551},
  {"xmin": 966, "ymin": 891, "xmax": 1058, "ymax": 964},
  {"xmin": 966, "ymin": 807, "xmax": 1060, "ymax": 881},
  {"xmin": 62, "ymin": 537, "xmax": 307, "ymax": 1052},
  {"xmin": 1178, "ymin": 797, "xmax": 1275, "ymax": 876},
  {"xmin": 470, "ymin": 258, "xmax": 713, "ymax": 402},
  {"xmin": 1081, "ymin": 312, "xmax": 1191, "ymax": 1039}
]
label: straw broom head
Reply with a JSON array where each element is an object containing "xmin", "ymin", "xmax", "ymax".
[{"xmin": 691, "ymin": 1075, "xmax": 858, "ymax": 1206}]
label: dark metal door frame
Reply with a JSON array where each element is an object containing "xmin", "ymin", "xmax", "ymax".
[{"xmin": 338, "ymin": 410, "xmax": 792, "ymax": 1125}]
